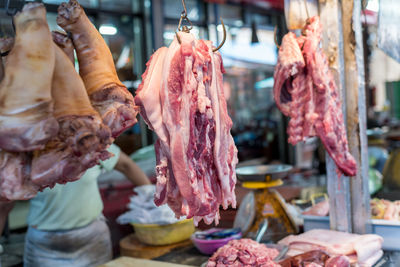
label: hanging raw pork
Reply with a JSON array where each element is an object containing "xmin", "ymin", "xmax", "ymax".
[
  {"xmin": 56, "ymin": 0, "xmax": 138, "ymax": 138},
  {"xmin": 0, "ymin": 33, "xmax": 38, "ymax": 201},
  {"xmin": 31, "ymin": 43, "xmax": 112, "ymax": 188},
  {"xmin": 136, "ymin": 32, "xmax": 238, "ymax": 225},
  {"xmin": 273, "ymin": 16, "xmax": 357, "ymax": 176},
  {"xmin": 0, "ymin": 3, "xmax": 59, "ymax": 152},
  {"xmin": 0, "ymin": 151, "xmax": 37, "ymax": 201}
]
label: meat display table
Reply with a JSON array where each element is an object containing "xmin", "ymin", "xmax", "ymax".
[
  {"xmin": 118, "ymin": 233, "xmax": 400, "ymax": 267},
  {"xmin": 153, "ymin": 244, "xmax": 209, "ymax": 266},
  {"xmin": 99, "ymin": 257, "xmax": 195, "ymax": 267},
  {"xmin": 119, "ymin": 234, "xmax": 209, "ymax": 266}
]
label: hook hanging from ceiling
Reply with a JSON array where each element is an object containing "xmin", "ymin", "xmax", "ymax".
[
  {"xmin": 5, "ymin": 0, "xmax": 17, "ymax": 16},
  {"xmin": 180, "ymin": 0, "xmax": 187, "ymax": 17},
  {"xmin": 175, "ymin": 0, "xmax": 225, "ymax": 52},
  {"xmin": 273, "ymin": 25, "xmax": 280, "ymax": 49},
  {"xmin": 213, "ymin": 19, "xmax": 226, "ymax": 52},
  {"xmin": 175, "ymin": 0, "xmax": 193, "ymax": 43}
]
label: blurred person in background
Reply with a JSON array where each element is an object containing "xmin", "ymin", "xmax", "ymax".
[{"xmin": 0, "ymin": 143, "xmax": 151, "ymax": 267}]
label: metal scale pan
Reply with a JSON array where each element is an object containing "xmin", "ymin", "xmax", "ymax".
[
  {"xmin": 234, "ymin": 164, "xmax": 296, "ymax": 242},
  {"xmin": 236, "ymin": 164, "xmax": 293, "ymax": 183}
]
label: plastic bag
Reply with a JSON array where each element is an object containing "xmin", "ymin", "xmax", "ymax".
[
  {"xmin": 117, "ymin": 184, "xmax": 185, "ymax": 225},
  {"xmin": 284, "ymin": 0, "xmax": 318, "ymax": 30}
]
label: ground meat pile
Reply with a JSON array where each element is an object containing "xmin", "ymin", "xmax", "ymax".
[{"xmin": 206, "ymin": 238, "xmax": 280, "ymax": 267}]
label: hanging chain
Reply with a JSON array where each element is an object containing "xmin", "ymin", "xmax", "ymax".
[
  {"xmin": 175, "ymin": 0, "xmax": 225, "ymax": 52},
  {"xmin": 176, "ymin": 0, "xmax": 193, "ymax": 34}
]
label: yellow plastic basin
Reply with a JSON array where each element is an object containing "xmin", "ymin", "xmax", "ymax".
[{"xmin": 131, "ymin": 219, "xmax": 195, "ymax": 246}]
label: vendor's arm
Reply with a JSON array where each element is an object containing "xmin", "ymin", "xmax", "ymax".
[
  {"xmin": 0, "ymin": 201, "xmax": 14, "ymax": 235},
  {"xmin": 115, "ymin": 151, "xmax": 151, "ymax": 186}
]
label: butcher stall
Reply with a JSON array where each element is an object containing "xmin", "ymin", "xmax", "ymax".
[{"xmin": 1, "ymin": 0, "xmax": 400, "ymax": 266}]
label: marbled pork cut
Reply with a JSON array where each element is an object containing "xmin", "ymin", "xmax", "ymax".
[
  {"xmin": 302, "ymin": 16, "xmax": 357, "ymax": 176},
  {"xmin": 134, "ymin": 47, "xmax": 183, "ymax": 213},
  {"xmin": 273, "ymin": 32, "xmax": 315, "ymax": 145},
  {"xmin": 273, "ymin": 32, "xmax": 305, "ymax": 117},
  {"xmin": 273, "ymin": 16, "xmax": 357, "ymax": 176},
  {"xmin": 135, "ymin": 32, "xmax": 238, "ymax": 225},
  {"xmin": 278, "ymin": 229, "xmax": 383, "ymax": 266},
  {"xmin": 279, "ymin": 250, "xmax": 350, "ymax": 267}
]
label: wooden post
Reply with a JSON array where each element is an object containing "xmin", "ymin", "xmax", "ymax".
[
  {"xmin": 319, "ymin": 0, "xmax": 370, "ymax": 233},
  {"xmin": 342, "ymin": 0, "xmax": 370, "ymax": 234},
  {"xmin": 319, "ymin": 0, "xmax": 352, "ymax": 233}
]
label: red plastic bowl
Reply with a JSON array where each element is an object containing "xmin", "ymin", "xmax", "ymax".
[{"xmin": 191, "ymin": 228, "xmax": 242, "ymax": 255}]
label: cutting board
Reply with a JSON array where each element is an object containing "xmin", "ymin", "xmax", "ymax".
[
  {"xmin": 120, "ymin": 234, "xmax": 192, "ymax": 259},
  {"xmin": 99, "ymin": 257, "xmax": 195, "ymax": 267}
]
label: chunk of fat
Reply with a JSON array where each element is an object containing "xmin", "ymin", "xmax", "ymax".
[
  {"xmin": 160, "ymin": 33, "xmax": 199, "ymax": 217},
  {"xmin": 279, "ymin": 229, "xmax": 383, "ymax": 265},
  {"xmin": 208, "ymin": 47, "xmax": 237, "ymax": 209},
  {"xmin": 137, "ymin": 47, "xmax": 169, "ymax": 144}
]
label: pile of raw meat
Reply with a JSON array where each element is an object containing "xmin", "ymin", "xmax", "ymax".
[
  {"xmin": 273, "ymin": 16, "xmax": 357, "ymax": 176},
  {"xmin": 303, "ymin": 198, "xmax": 400, "ymax": 221},
  {"xmin": 302, "ymin": 199, "xmax": 330, "ymax": 217},
  {"xmin": 279, "ymin": 250, "xmax": 350, "ymax": 267},
  {"xmin": 0, "ymin": 1, "xmax": 138, "ymax": 200},
  {"xmin": 371, "ymin": 198, "xmax": 400, "ymax": 221},
  {"xmin": 136, "ymin": 32, "xmax": 238, "ymax": 225},
  {"xmin": 206, "ymin": 238, "xmax": 280, "ymax": 267},
  {"xmin": 278, "ymin": 229, "xmax": 384, "ymax": 267}
]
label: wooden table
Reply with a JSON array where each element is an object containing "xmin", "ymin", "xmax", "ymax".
[
  {"xmin": 120, "ymin": 234, "xmax": 193, "ymax": 259},
  {"xmin": 119, "ymin": 234, "xmax": 209, "ymax": 266},
  {"xmin": 100, "ymin": 257, "xmax": 195, "ymax": 267}
]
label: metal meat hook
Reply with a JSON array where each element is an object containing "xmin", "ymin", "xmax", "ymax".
[
  {"xmin": 213, "ymin": 19, "xmax": 226, "ymax": 52},
  {"xmin": 175, "ymin": 18, "xmax": 226, "ymax": 53},
  {"xmin": 175, "ymin": 0, "xmax": 193, "ymax": 43},
  {"xmin": 273, "ymin": 26, "xmax": 280, "ymax": 49},
  {"xmin": 5, "ymin": 0, "xmax": 17, "ymax": 16},
  {"xmin": 1, "ymin": 50, "xmax": 10, "ymax": 57},
  {"xmin": 175, "ymin": 0, "xmax": 225, "ymax": 52}
]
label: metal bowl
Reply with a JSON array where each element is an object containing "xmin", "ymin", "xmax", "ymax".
[{"xmin": 236, "ymin": 164, "xmax": 292, "ymax": 182}]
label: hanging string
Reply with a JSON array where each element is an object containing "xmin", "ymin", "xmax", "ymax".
[{"xmin": 303, "ymin": 0, "xmax": 310, "ymax": 19}]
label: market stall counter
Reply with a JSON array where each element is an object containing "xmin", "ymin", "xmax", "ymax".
[
  {"xmin": 100, "ymin": 257, "xmax": 195, "ymax": 267},
  {"xmin": 115, "ymin": 230, "xmax": 398, "ymax": 267}
]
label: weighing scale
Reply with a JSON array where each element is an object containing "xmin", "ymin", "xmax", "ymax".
[{"xmin": 233, "ymin": 165, "xmax": 298, "ymax": 243}]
